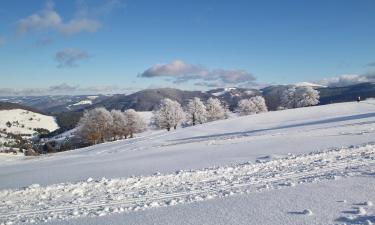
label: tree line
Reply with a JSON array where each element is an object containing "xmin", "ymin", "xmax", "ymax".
[
  {"xmin": 77, "ymin": 108, "xmax": 146, "ymax": 145},
  {"xmin": 77, "ymin": 86, "xmax": 319, "ymax": 144}
]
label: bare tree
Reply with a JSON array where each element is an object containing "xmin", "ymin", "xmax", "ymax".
[
  {"xmin": 77, "ymin": 108, "xmax": 113, "ymax": 145},
  {"xmin": 110, "ymin": 110, "xmax": 129, "ymax": 140}
]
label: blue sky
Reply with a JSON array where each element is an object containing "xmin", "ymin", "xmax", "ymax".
[{"xmin": 1, "ymin": 0, "xmax": 375, "ymax": 95}]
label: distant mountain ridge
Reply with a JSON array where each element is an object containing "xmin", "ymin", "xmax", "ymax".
[
  {"xmin": 88, "ymin": 88, "xmax": 213, "ymax": 111},
  {"xmin": 318, "ymin": 82, "xmax": 375, "ymax": 105},
  {"xmin": 0, "ymin": 101, "xmax": 44, "ymax": 114},
  {"xmin": 4, "ymin": 82, "xmax": 375, "ymax": 131},
  {"xmin": 4, "ymin": 83, "xmax": 375, "ymax": 114},
  {"xmin": 1, "ymin": 95, "xmax": 111, "ymax": 114}
]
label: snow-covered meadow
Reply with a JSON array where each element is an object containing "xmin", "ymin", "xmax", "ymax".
[
  {"xmin": 1, "ymin": 100, "xmax": 375, "ymax": 224},
  {"xmin": 0, "ymin": 109, "xmax": 59, "ymax": 136},
  {"xmin": 0, "ymin": 109, "xmax": 59, "ymax": 151}
]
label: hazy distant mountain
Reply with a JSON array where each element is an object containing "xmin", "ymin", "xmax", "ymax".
[
  {"xmin": 6, "ymin": 83, "xmax": 375, "ymax": 115},
  {"xmin": 1, "ymin": 95, "xmax": 111, "ymax": 114},
  {"xmin": 4, "ymin": 83, "xmax": 375, "ymax": 132},
  {"xmin": 88, "ymin": 88, "xmax": 213, "ymax": 111},
  {"xmin": 318, "ymin": 82, "xmax": 375, "ymax": 105},
  {"xmin": 0, "ymin": 101, "xmax": 44, "ymax": 114}
]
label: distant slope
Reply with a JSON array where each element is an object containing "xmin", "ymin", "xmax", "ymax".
[
  {"xmin": 0, "ymin": 109, "xmax": 59, "ymax": 138},
  {"xmin": 261, "ymin": 82, "xmax": 375, "ymax": 110},
  {"xmin": 318, "ymin": 82, "xmax": 375, "ymax": 105},
  {"xmin": 2, "ymin": 95, "xmax": 111, "ymax": 114}
]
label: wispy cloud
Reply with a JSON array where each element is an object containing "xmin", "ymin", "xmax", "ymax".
[
  {"xmin": 140, "ymin": 60, "xmax": 257, "ymax": 87},
  {"xmin": 16, "ymin": 0, "xmax": 124, "ymax": 36},
  {"xmin": 75, "ymin": 0, "xmax": 125, "ymax": 17},
  {"xmin": 366, "ymin": 61, "xmax": 375, "ymax": 67},
  {"xmin": 55, "ymin": 48, "xmax": 90, "ymax": 68},
  {"xmin": 35, "ymin": 37, "xmax": 53, "ymax": 46}
]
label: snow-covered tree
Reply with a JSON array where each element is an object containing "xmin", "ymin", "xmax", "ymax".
[
  {"xmin": 295, "ymin": 86, "xmax": 320, "ymax": 107},
  {"xmin": 153, "ymin": 98, "xmax": 185, "ymax": 131},
  {"xmin": 206, "ymin": 97, "xmax": 226, "ymax": 122},
  {"xmin": 77, "ymin": 108, "xmax": 113, "ymax": 145},
  {"xmin": 250, "ymin": 96, "xmax": 268, "ymax": 113},
  {"xmin": 124, "ymin": 109, "xmax": 146, "ymax": 138},
  {"xmin": 186, "ymin": 97, "xmax": 207, "ymax": 125},
  {"xmin": 281, "ymin": 86, "xmax": 319, "ymax": 109},
  {"xmin": 238, "ymin": 96, "xmax": 268, "ymax": 116},
  {"xmin": 110, "ymin": 110, "xmax": 129, "ymax": 140}
]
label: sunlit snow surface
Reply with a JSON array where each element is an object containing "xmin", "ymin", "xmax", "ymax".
[{"xmin": 1, "ymin": 100, "xmax": 375, "ymax": 224}]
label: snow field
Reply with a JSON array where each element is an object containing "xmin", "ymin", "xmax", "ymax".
[
  {"xmin": 0, "ymin": 109, "xmax": 59, "ymax": 136},
  {"xmin": 1, "ymin": 144, "xmax": 375, "ymax": 224}
]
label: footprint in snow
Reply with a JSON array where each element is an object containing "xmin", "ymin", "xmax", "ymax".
[{"xmin": 288, "ymin": 209, "xmax": 313, "ymax": 216}]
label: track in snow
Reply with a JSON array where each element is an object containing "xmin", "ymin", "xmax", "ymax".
[{"xmin": 1, "ymin": 144, "xmax": 375, "ymax": 224}]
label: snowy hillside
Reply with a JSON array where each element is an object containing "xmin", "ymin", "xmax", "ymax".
[
  {"xmin": 295, "ymin": 81, "xmax": 326, "ymax": 88},
  {"xmin": 0, "ymin": 109, "xmax": 59, "ymax": 136},
  {"xmin": 1, "ymin": 100, "xmax": 375, "ymax": 224}
]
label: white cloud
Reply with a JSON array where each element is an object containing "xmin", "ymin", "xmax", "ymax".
[
  {"xmin": 317, "ymin": 73, "xmax": 375, "ymax": 87},
  {"xmin": 55, "ymin": 48, "xmax": 90, "ymax": 68},
  {"xmin": 16, "ymin": 1, "xmax": 101, "ymax": 36},
  {"xmin": 76, "ymin": 0, "xmax": 125, "ymax": 17},
  {"xmin": 140, "ymin": 60, "xmax": 256, "ymax": 87}
]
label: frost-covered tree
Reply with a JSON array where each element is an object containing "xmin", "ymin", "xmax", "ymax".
[
  {"xmin": 124, "ymin": 109, "xmax": 146, "ymax": 138},
  {"xmin": 77, "ymin": 108, "xmax": 113, "ymax": 145},
  {"xmin": 110, "ymin": 110, "xmax": 129, "ymax": 140},
  {"xmin": 186, "ymin": 97, "xmax": 207, "ymax": 125},
  {"xmin": 153, "ymin": 98, "xmax": 185, "ymax": 131},
  {"xmin": 238, "ymin": 96, "xmax": 268, "ymax": 116},
  {"xmin": 296, "ymin": 86, "xmax": 320, "ymax": 107},
  {"xmin": 250, "ymin": 96, "xmax": 268, "ymax": 113},
  {"xmin": 206, "ymin": 97, "xmax": 226, "ymax": 122},
  {"xmin": 281, "ymin": 86, "xmax": 319, "ymax": 109}
]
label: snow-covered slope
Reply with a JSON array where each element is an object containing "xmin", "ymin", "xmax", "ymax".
[
  {"xmin": 295, "ymin": 81, "xmax": 326, "ymax": 88},
  {"xmin": 1, "ymin": 100, "xmax": 375, "ymax": 224},
  {"xmin": 0, "ymin": 109, "xmax": 59, "ymax": 136}
]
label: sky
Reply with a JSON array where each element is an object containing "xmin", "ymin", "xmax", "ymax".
[{"xmin": 0, "ymin": 0, "xmax": 375, "ymax": 95}]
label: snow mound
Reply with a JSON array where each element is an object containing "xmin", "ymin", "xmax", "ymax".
[{"xmin": 302, "ymin": 209, "xmax": 313, "ymax": 216}]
